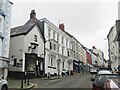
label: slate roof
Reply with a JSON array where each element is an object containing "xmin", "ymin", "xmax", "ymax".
[{"xmin": 11, "ymin": 19, "xmax": 45, "ymax": 42}]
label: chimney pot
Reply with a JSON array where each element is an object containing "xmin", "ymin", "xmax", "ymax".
[
  {"xmin": 92, "ymin": 46, "xmax": 96, "ymax": 49},
  {"xmin": 59, "ymin": 23, "xmax": 65, "ymax": 32},
  {"xmin": 30, "ymin": 9, "xmax": 36, "ymax": 19}
]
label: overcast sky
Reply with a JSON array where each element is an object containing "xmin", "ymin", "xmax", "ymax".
[{"xmin": 10, "ymin": 0, "xmax": 120, "ymax": 60}]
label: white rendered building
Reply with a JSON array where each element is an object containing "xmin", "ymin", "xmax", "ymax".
[
  {"xmin": 40, "ymin": 18, "xmax": 74, "ymax": 75},
  {"xmin": 0, "ymin": 0, "xmax": 13, "ymax": 79}
]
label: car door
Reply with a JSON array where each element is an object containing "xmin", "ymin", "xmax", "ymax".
[{"xmin": 0, "ymin": 77, "xmax": 3, "ymax": 90}]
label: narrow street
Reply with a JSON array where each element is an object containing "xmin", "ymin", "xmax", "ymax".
[{"xmin": 31, "ymin": 73, "xmax": 94, "ymax": 89}]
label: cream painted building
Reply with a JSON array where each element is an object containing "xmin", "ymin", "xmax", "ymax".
[
  {"xmin": 92, "ymin": 47, "xmax": 104, "ymax": 67},
  {"xmin": 107, "ymin": 25, "xmax": 119, "ymax": 71}
]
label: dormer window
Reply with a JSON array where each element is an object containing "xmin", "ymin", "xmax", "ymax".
[{"xmin": 34, "ymin": 35, "xmax": 37, "ymax": 42}]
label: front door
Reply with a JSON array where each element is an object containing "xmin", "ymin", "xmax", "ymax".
[{"xmin": 36, "ymin": 57, "xmax": 44, "ymax": 76}]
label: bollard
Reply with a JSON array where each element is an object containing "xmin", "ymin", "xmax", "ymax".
[{"xmin": 21, "ymin": 73, "xmax": 24, "ymax": 88}]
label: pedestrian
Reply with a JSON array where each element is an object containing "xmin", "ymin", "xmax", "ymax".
[
  {"xmin": 67, "ymin": 70, "xmax": 69, "ymax": 76},
  {"xmin": 47, "ymin": 72, "xmax": 51, "ymax": 79},
  {"xmin": 61, "ymin": 72, "xmax": 64, "ymax": 77},
  {"xmin": 65, "ymin": 70, "xmax": 67, "ymax": 77}
]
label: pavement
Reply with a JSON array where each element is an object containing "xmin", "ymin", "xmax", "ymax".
[
  {"xmin": 8, "ymin": 73, "xmax": 88, "ymax": 89},
  {"xmin": 8, "ymin": 78, "xmax": 35, "ymax": 90},
  {"xmin": 8, "ymin": 75, "xmax": 64, "ymax": 90}
]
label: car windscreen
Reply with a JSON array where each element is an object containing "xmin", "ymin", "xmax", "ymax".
[{"xmin": 95, "ymin": 74, "xmax": 120, "ymax": 84}]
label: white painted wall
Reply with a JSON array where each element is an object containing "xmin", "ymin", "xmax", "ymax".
[
  {"xmin": 24, "ymin": 26, "xmax": 44, "ymax": 58},
  {"xmin": 0, "ymin": 10, "xmax": 4, "ymax": 57},
  {"xmin": 10, "ymin": 26, "xmax": 44, "ymax": 72},
  {"xmin": 9, "ymin": 35, "xmax": 24, "ymax": 71},
  {"xmin": 42, "ymin": 19, "xmax": 74, "ymax": 75},
  {"xmin": 9, "ymin": 35, "xmax": 24, "ymax": 60}
]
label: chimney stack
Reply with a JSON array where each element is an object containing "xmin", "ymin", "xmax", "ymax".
[
  {"xmin": 92, "ymin": 46, "xmax": 96, "ymax": 49},
  {"xmin": 30, "ymin": 10, "xmax": 36, "ymax": 19},
  {"xmin": 59, "ymin": 23, "xmax": 65, "ymax": 32}
]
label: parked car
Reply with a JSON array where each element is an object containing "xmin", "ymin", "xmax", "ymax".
[
  {"xmin": 0, "ymin": 77, "xmax": 8, "ymax": 90},
  {"xmin": 98, "ymin": 67, "xmax": 109, "ymax": 71},
  {"xmin": 90, "ymin": 68, "xmax": 97, "ymax": 74},
  {"xmin": 104, "ymin": 78, "xmax": 120, "ymax": 89},
  {"xmin": 97, "ymin": 70, "xmax": 112, "ymax": 75},
  {"xmin": 91, "ymin": 74, "xmax": 120, "ymax": 90}
]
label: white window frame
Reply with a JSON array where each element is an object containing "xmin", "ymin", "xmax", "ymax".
[
  {"xmin": 53, "ymin": 31, "xmax": 55, "ymax": 40},
  {"xmin": 48, "ymin": 28, "xmax": 51, "ymax": 37},
  {"xmin": 57, "ymin": 34, "xmax": 59, "ymax": 43}
]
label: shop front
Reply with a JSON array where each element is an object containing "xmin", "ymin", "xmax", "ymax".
[
  {"xmin": 73, "ymin": 60, "xmax": 80, "ymax": 73},
  {"xmin": 25, "ymin": 53, "xmax": 44, "ymax": 77}
]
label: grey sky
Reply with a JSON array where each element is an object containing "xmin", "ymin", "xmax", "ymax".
[{"xmin": 10, "ymin": 0, "xmax": 119, "ymax": 60}]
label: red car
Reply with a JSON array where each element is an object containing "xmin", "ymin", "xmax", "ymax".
[{"xmin": 104, "ymin": 78, "xmax": 120, "ymax": 90}]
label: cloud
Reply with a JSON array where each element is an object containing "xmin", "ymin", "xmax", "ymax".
[
  {"xmin": 10, "ymin": 1, "xmax": 119, "ymax": 60},
  {"xmin": 11, "ymin": 0, "xmax": 120, "ymax": 3}
]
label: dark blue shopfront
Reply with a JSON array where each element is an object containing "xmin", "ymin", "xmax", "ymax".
[{"xmin": 73, "ymin": 60, "xmax": 83, "ymax": 73}]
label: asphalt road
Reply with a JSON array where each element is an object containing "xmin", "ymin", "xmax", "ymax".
[{"xmin": 38, "ymin": 73, "xmax": 94, "ymax": 88}]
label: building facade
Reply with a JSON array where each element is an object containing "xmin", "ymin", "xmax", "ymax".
[
  {"xmin": 107, "ymin": 25, "xmax": 119, "ymax": 71},
  {"xmin": 0, "ymin": 0, "xmax": 12, "ymax": 79},
  {"xmin": 9, "ymin": 10, "xmax": 45, "ymax": 78},
  {"xmin": 40, "ymin": 18, "xmax": 74, "ymax": 76},
  {"xmin": 10, "ymin": 10, "xmax": 106, "ymax": 78},
  {"xmin": 92, "ymin": 46, "xmax": 105, "ymax": 68}
]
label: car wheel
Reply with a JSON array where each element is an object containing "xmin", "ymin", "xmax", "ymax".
[{"xmin": 1, "ymin": 85, "xmax": 8, "ymax": 90}]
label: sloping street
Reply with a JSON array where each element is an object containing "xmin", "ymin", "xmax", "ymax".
[{"xmin": 31, "ymin": 73, "xmax": 94, "ymax": 89}]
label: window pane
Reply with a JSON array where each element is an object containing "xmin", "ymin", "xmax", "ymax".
[
  {"xmin": 34, "ymin": 35, "xmax": 37, "ymax": 42},
  {"xmin": 50, "ymin": 42, "xmax": 52, "ymax": 49}
]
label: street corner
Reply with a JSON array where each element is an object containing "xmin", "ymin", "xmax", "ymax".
[
  {"xmin": 17, "ymin": 83, "xmax": 36, "ymax": 90},
  {"xmin": 9, "ymin": 83, "xmax": 36, "ymax": 90},
  {"xmin": 39, "ymin": 78, "xmax": 62, "ymax": 87}
]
